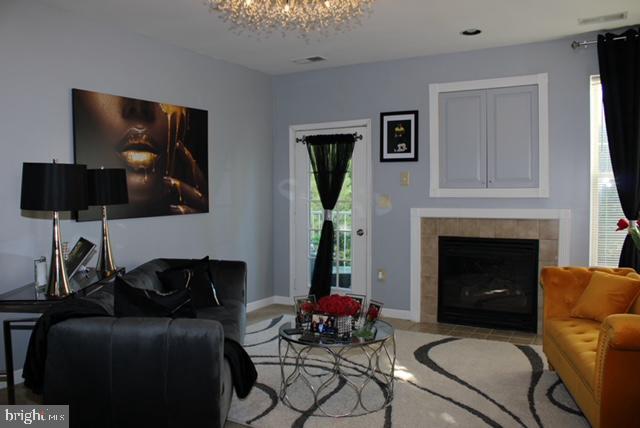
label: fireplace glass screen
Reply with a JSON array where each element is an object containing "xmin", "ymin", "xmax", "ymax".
[{"xmin": 438, "ymin": 236, "xmax": 539, "ymax": 332}]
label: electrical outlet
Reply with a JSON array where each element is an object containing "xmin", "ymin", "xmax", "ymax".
[
  {"xmin": 401, "ymin": 171, "xmax": 410, "ymax": 187},
  {"xmin": 377, "ymin": 269, "xmax": 387, "ymax": 282}
]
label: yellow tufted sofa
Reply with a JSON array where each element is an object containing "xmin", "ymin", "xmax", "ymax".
[{"xmin": 540, "ymin": 267, "xmax": 640, "ymax": 428}]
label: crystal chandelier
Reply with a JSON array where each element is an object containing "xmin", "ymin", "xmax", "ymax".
[{"xmin": 207, "ymin": 0, "xmax": 375, "ymax": 36}]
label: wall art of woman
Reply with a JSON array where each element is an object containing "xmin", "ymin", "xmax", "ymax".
[{"xmin": 72, "ymin": 88, "xmax": 209, "ymax": 221}]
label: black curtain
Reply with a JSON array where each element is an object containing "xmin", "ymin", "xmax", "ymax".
[
  {"xmin": 597, "ymin": 28, "xmax": 640, "ymax": 270},
  {"xmin": 305, "ymin": 134, "xmax": 356, "ymax": 299}
]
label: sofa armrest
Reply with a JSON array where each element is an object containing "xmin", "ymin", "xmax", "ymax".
[
  {"xmin": 44, "ymin": 317, "xmax": 227, "ymax": 428},
  {"xmin": 208, "ymin": 260, "xmax": 247, "ymax": 306},
  {"xmin": 540, "ymin": 267, "xmax": 635, "ymax": 320},
  {"xmin": 600, "ymin": 314, "xmax": 640, "ymax": 351},
  {"xmin": 594, "ymin": 314, "xmax": 640, "ymax": 427}
]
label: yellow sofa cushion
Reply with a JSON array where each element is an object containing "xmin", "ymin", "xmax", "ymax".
[
  {"xmin": 545, "ymin": 317, "xmax": 601, "ymax": 389},
  {"xmin": 540, "ymin": 267, "xmax": 634, "ymax": 319},
  {"xmin": 570, "ymin": 271, "xmax": 640, "ymax": 322}
]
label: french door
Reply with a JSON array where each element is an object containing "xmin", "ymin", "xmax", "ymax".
[{"xmin": 291, "ymin": 121, "xmax": 370, "ymax": 297}]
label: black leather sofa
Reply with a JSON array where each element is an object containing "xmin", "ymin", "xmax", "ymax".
[{"xmin": 43, "ymin": 258, "xmax": 247, "ymax": 428}]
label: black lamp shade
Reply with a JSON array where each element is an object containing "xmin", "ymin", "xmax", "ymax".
[
  {"xmin": 21, "ymin": 162, "xmax": 88, "ymax": 211},
  {"xmin": 87, "ymin": 168, "xmax": 129, "ymax": 206}
]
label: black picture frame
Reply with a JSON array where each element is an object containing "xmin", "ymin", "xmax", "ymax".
[
  {"xmin": 294, "ymin": 295, "xmax": 316, "ymax": 326},
  {"xmin": 380, "ymin": 110, "xmax": 418, "ymax": 162},
  {"xmin": 366, "ymin": 300, "xmax": 384, "ymax": 321},
  {"xmin": 65, "ymin": 237, "xmax": 96, "ymax": 278}
]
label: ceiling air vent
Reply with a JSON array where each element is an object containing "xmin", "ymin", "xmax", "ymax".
[
  {"xmin": 578, "ymin": 12, "xmax": 627, "ymax": 25},
  {"xmin": 291, "ymin": 56, "xmax": 327, "ymax": 65}
]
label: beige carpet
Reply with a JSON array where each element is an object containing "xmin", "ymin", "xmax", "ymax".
[{"xmin": 229, "ymin": 315, "xmax": 588, "ymax": 428}]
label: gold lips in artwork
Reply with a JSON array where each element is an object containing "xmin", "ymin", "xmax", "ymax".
[{"xmin": 117, "ymin": 128, "xmax": 159, "ymax": 170}]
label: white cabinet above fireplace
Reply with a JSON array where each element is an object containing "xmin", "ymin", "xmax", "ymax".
[{"xmin": 429, "ymin": 73, "xmax": 549, "ymax": 198}]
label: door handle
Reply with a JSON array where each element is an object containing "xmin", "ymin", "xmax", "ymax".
[{"xmin": 356, "ymin": 229, "xmax": 365, "ymax": 236}]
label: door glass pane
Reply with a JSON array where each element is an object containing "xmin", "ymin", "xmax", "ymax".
[
  {"xmin": 309, "ymin": 160, "xmax": 353, "ymax": 290},
  {"xmin": 310, "ymin": 200, "xmax": 323, "ymax": 230},
  {"xmin": 309, "ymin": 229, "xmax": 320, "ymax": 257},
  {"xmin": 308, "ymin": 257, "xmax": 315, "ymax": 283},
  {"xmin": 338, "ymin": 261, "xmax": 351, "ymax": 289},
  {"xmin": 335, "ymin": 202, "xmax": 352, "ymax": 232}
]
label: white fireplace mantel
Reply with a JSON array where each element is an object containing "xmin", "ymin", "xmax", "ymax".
[{"xmin": 409, "ymin": 208, "xmax": 572, "ymax": 322}]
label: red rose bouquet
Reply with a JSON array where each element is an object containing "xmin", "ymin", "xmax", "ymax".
[
  {"xmin": 310, "ymin": 294, "xmax": 361, "ymax": 317},
  {"xmin": 615, "ymin": 218, "xmax": 640, "ymax": 249}
]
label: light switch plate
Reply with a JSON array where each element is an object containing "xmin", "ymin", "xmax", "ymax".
[
  {"xmin": 377, "ymin": 269, "xmax": 387, "ymax": 282},
  {"xmin": 401, "ymin": 171, "xmax": 410, "ymax": 186}
]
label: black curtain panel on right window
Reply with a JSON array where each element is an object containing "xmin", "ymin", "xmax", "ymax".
[{"xmin": 597, "ymin": 28, "xmax": 640, "ymax": 271}]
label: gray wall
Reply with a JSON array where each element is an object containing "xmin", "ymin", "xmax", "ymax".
[
  {"xmin": 273, "ymin": 36, "xmax": 600, "ymax": 310},
  {"xmin": 0, "ymin": 0, "xmax": 273, "ymax": 369}
]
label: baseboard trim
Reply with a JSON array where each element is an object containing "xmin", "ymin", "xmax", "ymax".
[
  {"xmin": 273, "ymin": 296, "xmax": 291, "ymax": 306},
  {"xmin": 0, "ymin": 369, "xmax": 23, "ymax": 389},
  {"xmin": 382, "ymin": 308, "xmax": 412, "ymax": 320},
  {"xmin": 247, "ymin": 296, "xmax": 292, "ymax": 312},
  {"xmin": 247, "ymin": 297, "xmax": 275, "ymax": 312}
]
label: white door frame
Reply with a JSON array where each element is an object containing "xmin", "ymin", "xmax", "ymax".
[{"xmin": 289, "ymin": 119, "xmax": 373, "ymax": 300}]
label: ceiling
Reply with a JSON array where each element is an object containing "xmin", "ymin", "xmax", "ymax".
[{"xmin": 41, "ymin": 0, "xmax": 640, "ymax": 75}]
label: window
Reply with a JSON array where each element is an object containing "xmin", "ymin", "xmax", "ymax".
[{"xmin": 590, "ymin": 75, "xmax": 625, "ymax": 266}]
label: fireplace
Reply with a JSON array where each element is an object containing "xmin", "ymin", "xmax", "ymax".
[{"xmin": 438, "ymin": 236, "xmax": 539, "ymax": 332}]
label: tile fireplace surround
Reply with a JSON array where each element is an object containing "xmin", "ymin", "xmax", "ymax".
[{"xmin": 409, "ymin": 208, "xmax": 572, "ymax": 333}]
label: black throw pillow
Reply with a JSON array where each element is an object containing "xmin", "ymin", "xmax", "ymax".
[
  {"xmin": 114, "ymin": 276, "xmax": 197, "ymax": 318},
  {"xmin": 156, "ymin": 257, "xmax": 221, "ymax": 309}
]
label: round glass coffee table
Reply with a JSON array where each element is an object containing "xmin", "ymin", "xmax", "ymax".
[{"xmin": 278, "ymin": 320, "xmax": 396, "ymax": 417}]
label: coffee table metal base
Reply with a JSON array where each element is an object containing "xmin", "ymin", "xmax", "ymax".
[{"xmin": 278, "ymin": 334, "xmax": 395, "ymax": 417}]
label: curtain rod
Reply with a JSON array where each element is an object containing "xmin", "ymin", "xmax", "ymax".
[
  {"xmin": 295, "ymin": 133, "xmax": 363, "ymax": 144},
  {"xmin": 571, "ymin": 33, "xmax": 636, "ymax": 49}
]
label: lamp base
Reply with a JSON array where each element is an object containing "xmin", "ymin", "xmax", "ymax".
[
  {"xmin": 47, "ymin": 211, "xmax": 71, "ymax": 298},
  {"xmin": 96, "ymin": 205, "xmax": 117, "ymax": 277}
]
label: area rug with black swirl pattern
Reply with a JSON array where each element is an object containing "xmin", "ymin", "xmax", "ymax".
[{"xmin": 228, "ymin": 315, "xmax": 588, "ymax": 428}]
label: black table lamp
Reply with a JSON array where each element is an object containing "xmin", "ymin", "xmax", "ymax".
[
  {"xmin": 87, "ymin": 168, "xmax": 128, "ymax": 277},
  {"xmin": 21, "ymin": 161, "xmax": 87, "ymax": 298}
]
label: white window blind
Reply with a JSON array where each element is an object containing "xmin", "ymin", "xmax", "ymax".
[{"xmin": 589, "ymin": 75, "xmax": 626, "ymax": 267}]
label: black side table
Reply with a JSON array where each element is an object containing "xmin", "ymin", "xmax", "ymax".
[
  {"xmin": 0, "ymin": 268, "xmax": 122, "ymax": 404},
  {"xmin": 1, "ymin": 318, "xmax": 38, "ymax": 404}
]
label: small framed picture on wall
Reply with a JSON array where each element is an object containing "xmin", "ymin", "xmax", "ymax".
[{"xmin": 380, "ymin": 110, "xmax": 418, "ymax": 162}]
